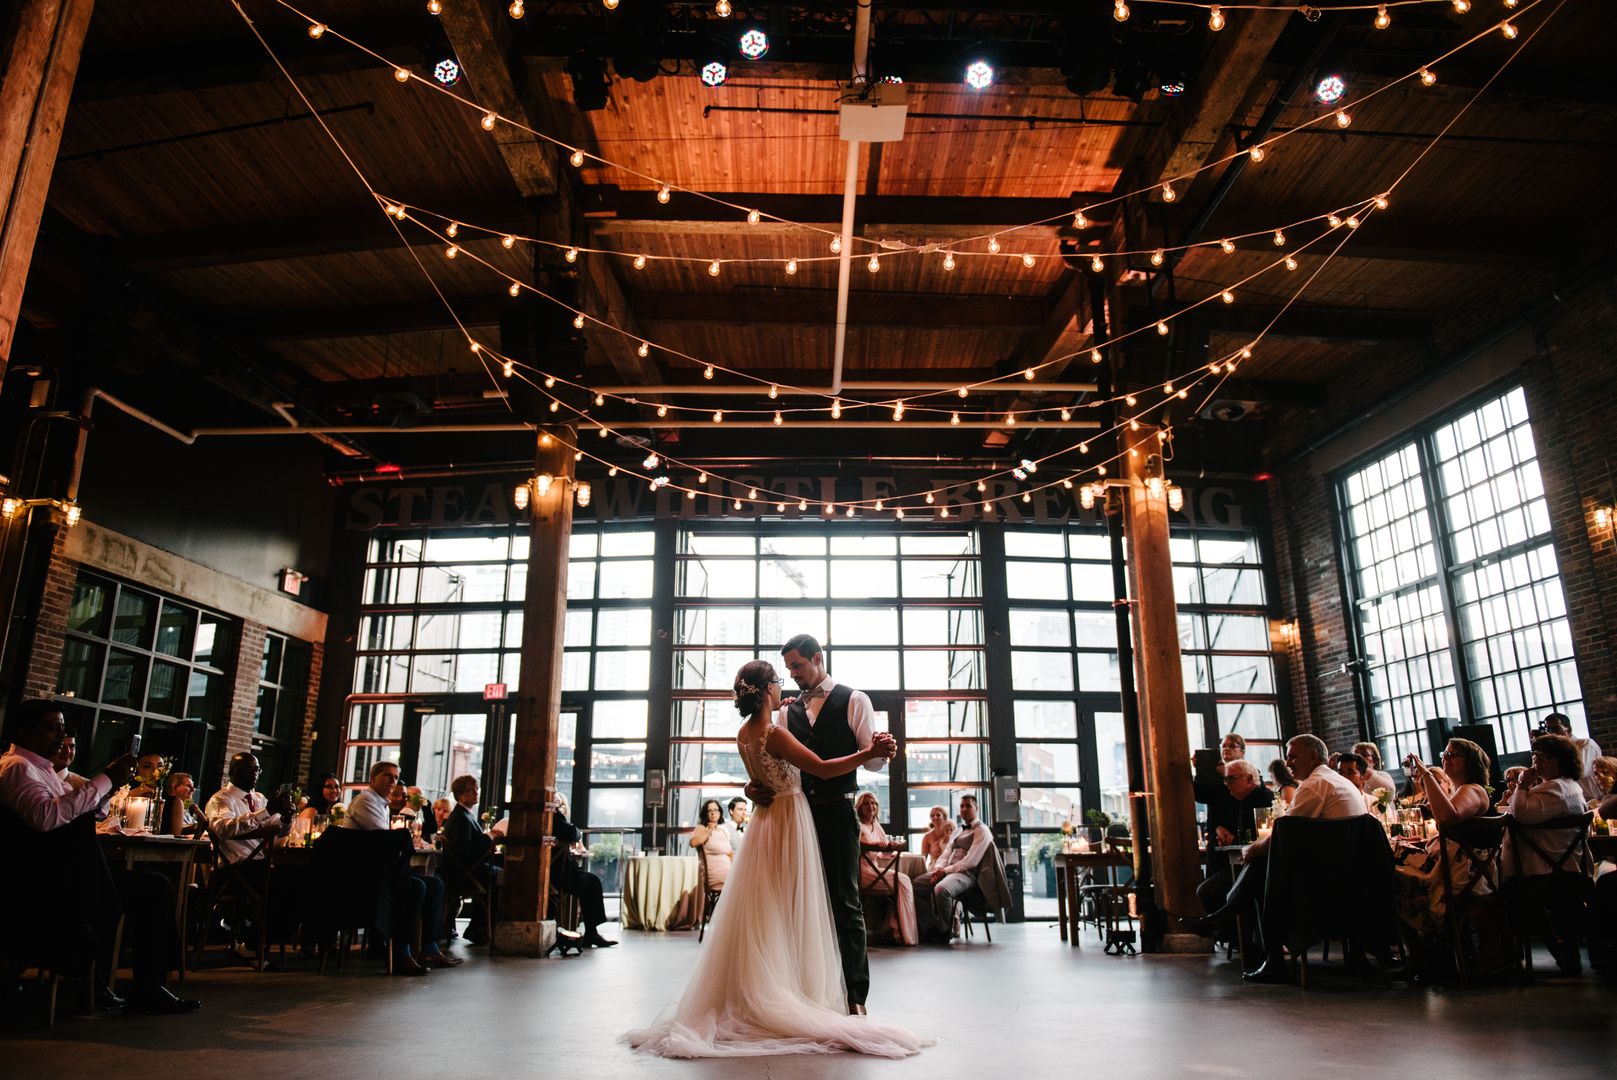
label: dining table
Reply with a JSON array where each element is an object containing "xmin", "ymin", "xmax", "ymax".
[
  {"xmin": 620, "ymin": 853, "xmax": 702, "ymax": 931},
  {"xmin": 97, "ymin": 831, "xmax": 212, "ymax": 979},
  {"xmin": 1053, "ymin": 848, "xmax": 1131, "ymax": 948}
]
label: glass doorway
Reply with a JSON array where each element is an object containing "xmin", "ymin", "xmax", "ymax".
[{"xmin": 340, "ymin": 694, "xmax": 508, "ymax": 808}]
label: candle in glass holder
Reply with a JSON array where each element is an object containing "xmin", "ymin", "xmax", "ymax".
[
  {"xmin": 1074, "ymin": 836, "xmax": 1091, "ymax": 853},
  {"xmin": 123, "ymin": 796, "xmax": 151, "ymax": 832}
]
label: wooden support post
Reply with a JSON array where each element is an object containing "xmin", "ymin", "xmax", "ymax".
[
  {"xmin": 494, "ymin": 428, "xmax": 574, "ymax": 956},
  {"xmin": 1121, "ymin": 424, "xmax": 1203, "ymax": 935},
  {"xmin": 0, "ymin": 0, "xmax": 95, "ymax": 371}
]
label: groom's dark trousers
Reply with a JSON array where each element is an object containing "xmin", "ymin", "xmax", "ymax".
[{"xmin": 808, "ymin": 792, "xmax": 869, "ymax": 1007}]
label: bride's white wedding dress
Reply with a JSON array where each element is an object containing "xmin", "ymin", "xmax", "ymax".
[{"xmin": 624, "ymin": 723, "xmax": 929, "ymax": 1058}]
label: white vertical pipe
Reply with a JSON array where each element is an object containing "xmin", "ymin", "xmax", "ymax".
[{"xmin": 830, "ymin": 0, "xmax": 873, "ymax": 396}]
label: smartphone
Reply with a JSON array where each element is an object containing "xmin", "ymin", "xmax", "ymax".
[{"xmin": 119, "ymin": 732, "xmax": 142, "ymax": 757}]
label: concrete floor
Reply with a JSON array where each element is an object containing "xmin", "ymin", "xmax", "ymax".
[{"xmin": 5, "ymin": 923, "xmax": 1612, "ymax": 1077}]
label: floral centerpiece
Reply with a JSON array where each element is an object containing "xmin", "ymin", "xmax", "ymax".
[
  {"xmin": 1593, "ymin": 816, "xmax": 1610, "ymax": 837},
  {"xmin": 406, "ymin": 791, "xmax": 428, "ymax": 813},
  {"xmin": 1372, "ymin": 787, "xmax": 1393, "ymax": 813},
  {"xmin": 328, "ymin": 803, "xmax": 346, "ymax": 825}
]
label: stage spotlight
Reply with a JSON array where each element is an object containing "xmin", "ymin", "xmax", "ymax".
[
  {"xmin": 1314, "ymin": 74, "xmax": 1346, "ymax": 104},
  {"xmin": 964, "ymin": 59, "xmax": 994, "ymax": 90},
  {"xmin": 567, "ymin": 50, "xmax": 610, "ymax": 110},
  {"xmin": 701, "ymin": 60, "xmax": 728, "ymax": 87},
  {"xmin": 432, "ymin": 58, "xmax": 461, "ymax": 86},
  {"xmin": 1159, "ymin": 80, "xmax": 1186, "ymax": 96},
  {"xmin": 739, "ymin": 28, "xmax": 769, "ymax": 59}
]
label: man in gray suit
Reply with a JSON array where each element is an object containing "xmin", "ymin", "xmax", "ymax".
[{"xmin": 913, "ymin": 794, "xmax": 992, "ymax": 943}]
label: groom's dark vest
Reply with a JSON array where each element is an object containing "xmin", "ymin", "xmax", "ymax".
[{"xmin": 786, "ymin": 683, "xmax": 858, "ymax": 801}]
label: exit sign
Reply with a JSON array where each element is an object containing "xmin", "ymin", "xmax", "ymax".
[{"xmin": 483, "ymin": 683, "xmax": 508, "ymax": 701}]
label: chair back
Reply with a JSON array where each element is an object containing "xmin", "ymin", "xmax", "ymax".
[
  {"xmin": 1263, "ymin": 815, "xmax": 1397, "ymax": 956},
  {"xmin": 1505, "ymin": 812, "xmax": 1594, "ymax": 879},
  {"xmin": 1438, "ymin": 814, "xmax": 1507, "ymax": 905},
  {"xmin": 860, "ymin": 845, "xmax": 899, "ymax": 896},
  {"xmin": 308, "ymin": 826, "xmax": 412, "ymax": 937},
  {"xmin": 199, "ymin": 818, "xmax": 272, "ymax": 897},
  {"xmin": 968, "ymin": 836, "xmax": 1014, "ymax": 915},
  {"xmin": 0, "ymin": 805, "xmax": 107, "ymax": 970}
]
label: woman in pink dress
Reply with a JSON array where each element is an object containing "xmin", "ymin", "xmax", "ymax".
[
  {"xmin": 689, "ymin": 798, "xmax": 733, "ymax": 890},
  {"xmin": 855, "ymin": 793, "xmax": 918, "ymax": 947}
]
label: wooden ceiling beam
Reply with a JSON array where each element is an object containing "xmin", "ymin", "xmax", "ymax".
[
  {"xmin": 438, "ymin": 1, "xmax": 557, "ymax": 197},
  {"xmin": 581, "ymin": 188, "xmax": 1103, "ymax": 229},
  {"xmin": 1222, "ymin": 215, "xmax": 1555, "ymax": 268},
  {"xmin": 1139, "ymin": 304, "xmax": 1431, "ymax": 345},
  {"xmin": 631, "ymin": 290, "xmax": 1048, "ymax": 329}
]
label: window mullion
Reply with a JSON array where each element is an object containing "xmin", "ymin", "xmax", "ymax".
[{"xmin": 1415, "ymin": 433, "xmax": 1477, "ymax": 729}]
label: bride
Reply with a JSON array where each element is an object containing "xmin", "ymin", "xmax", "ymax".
[{"xmin": 625, "ymin": 660, "xmax": 929, "ymax": 1059}]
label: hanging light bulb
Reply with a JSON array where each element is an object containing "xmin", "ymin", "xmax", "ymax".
[
  {"xmin": 1335, "ymin": 108, "xmax": 1351, "ymax": 128},
  {"xmin": 502, "ymin": 359, "xmax": 514, "ymax": 377},
  {"xmin": 1090, "ymin": 348, "xmax": 1103, "ymax": 365},
  {"xmin": 1024, "ymin": 368, "xmax": 1036, "ymax": 381},
  {"xmin": 570, "ymin": 148, "xmax": 586, "ymax": 167},
  {"xmin": 1375, "ymin": 5, "xmax": 1390, "ymax": 29},
  {"xmin": 548, "ymin": 401, "xmax": 559, "ymax": 413},
  {"xmin": 1220, "ymin": 238, "xmax": 1235, "ymax": 254},
  {"xmin": 830, "ymin": 400, "xmax": 842, "ymax": 420},
  {"xmin": 1113, "ymin": 0, "xmax": 1130, "ymax": 20},
  {"xmin": 776, "ymin": 501, "xmax": 786, "ymax": 513},
  {"xmin": 976, "ymin": 481, "xmax": 987, "ymax": 493},
  {"xmin": 1151, "ymin": 249, "xmax": 1165, "ymax": 267},
  {"xmin": 698, "ymin": 473, "xmax": 708, "ymax": 484},
  {"xmin": 1022, "ymin": 252, "xmax": 1036, "ymax": 268},
  {"xmin": 597, "ymin": 394, "xmax": 608, "ymax": 407},
  {"xmin": 482, "ymin": 111, "xmax": 498, "ymax": 131},
  {"xmin": 1079, "ymin": 443, "xmax": 1089, "ymax": 454},
  {"xmin": 1021, "ymin": 493, "xmax": 1032, "ymax": 504},
  {"xmin": 1164, "ymin": 382, "xmax": 1175, "ymax": 395},
  {"xmin": 1451, "ymin": 0, "xmax": 1469, "ymax": 11},
  {"xmin": 501, "ymin": 234, "xmax": 516, "ymax": 249},
  {"xmin": 1162, "ymin": 183, "xmax": 1177, "ymax": 203},
  {"xmin": 703, "ymin": 365, "xmax": 715, "ymax": 380},
  {"xmin": 394, "ymin": 66, "xmax": 411, "ymax": 83},
  {"xmin": 657, "ymin": 404, "xmax": 668, "ymax": 417},
  {"xmin": 428, "ymin": 0, "xmax": 442, "ymax": 13},
  {"xmin": 657, "ymin": 184, "xmax": 671, "ymax": 204},
  {"xmin": 1156, "ymin": 320, "xmax": 1169, "ymax": 336},
  {"xmin": 1091, "ymin": 255, "xmax": 1105, "ymax": 273},
  {"xmin": 638, "ymin": 341, "xmax": 650, "ymax": 357},
  {"xmin": 1346, "ymin": 215, "xmax": 1361, "ymax": 229},
  {"xmin": 1500, "ymin": 20, "xmax": 1518, "ymax": 39},
  {"xmin": 940, "ymin": 506, "xmax": 951, "ymax": 518},
  {"xmin": 1328, "ymin": 214, "xmax": 1343, "ymax": 228},
  {"xmin": 951, "ymin": 412, "xmax": 961, "ymax": 426},
  {"xmin": 544, "ymin": 375, "xmax": 555, "ymax": 388},
  {"xmin": 747, "ymin": 488, "xmax": 758, "ymax": 500},
  {"xmin": 875, "ymin": 500, "xmax": 885, "ymax": 512},
  {"xmin": 988, "ymin": 237, "xmax": 1001, "ymax": 254},
  {"xmin": 717, "ymin": 0, "xmax": 733, "ymax": 14},
  {"xmin": 773, "ymin": 411, "xmax": 783, "ymax": 426},
  {"xmin": 1221, "ymin": 289, "xmax": 1235, "ymax": 304},
  {"xmin": 630, "ymin": 253, "xmax": 646, "ymax": 270},
  {"xmin": 1060, "ymin": 407, "xmax": 1072, "ymax": 421},
  {"xmin": 1419, "ymin": 67, "xmax": 1437, "ymax": 87},
  {"xmin": 824, "ymin": 502, "xmax": 835, "ymax": 516},
  {"xmin": 713, "ymin": 410, "xmax": 724, "ymax": 423},
  {"xmin": 1273, "ymin": 229, "xmax": 1286, "ymax": 246},
  {"xmin": 445, "ymin": 244, "xmax": 458, "ymax": 259},
  {"xmin": 1285, "ymin": 256, "xmax": 1298, "ymax": 271},
  {"xmin": 1249, "ymin": 145, "xmax": 1265, "ymax": 163},
  {"xmin": 768, "ymin": 384, "xmax": 779, "ymax": 399},
  {"xmin": 391, "ymin": 203, "xmax": 408, "ymax": 220},
  {"xmin": 686, "ymin": 489, "xmax": 697, "ymax": 501},
  {"xmin": 565, "ymin": 246, "xmax": 579, "ymax": 263},
  {"xmin": 1125, "ymin": 394, "xmax": 1138, "ymax": 407},
  {"xmin": 1005, "ymin": 413, "xmax": 1017, "ymax": 426},
  {"xmin": 868, "ymin": 255, "xmax": 881, "ymax": 273},
  {"xmin": 446, "ymin": 221, "xmax": 460, "ymax": 239},
  {"xmin": 508, "ymin": 281, "xmax": 521, "ymax": 297},
  {"xmin": 733, "ymin": 499, "xmax": 743, "ymax": 510},
  {"xmin": 1074, "ymin": 210, "xmax": 1089, "ymax": 229},
  {"xmin": 307, "ymin": 22, "xmax": 327, "ymax": 39},
  {"xmin": 1208, "ymin": 5, "xmax": 1225, "ymax": 31},
  {"xmin": 943, "ymin": 251, "xmax": 956, "ymax": 271},
  {"xmin": 708, "ymin": 259, "xmax": 722, "ymax": 277},
  {"xmin": 785, "ymin": 258, "xmax": 798, "ymax": 275},
  {"xmin": 799, "ymin": 499, "xmax": 808, "ymax": 511},
  {"xmin": 573, "ymin": 313, "xmax": 585, "ymax": 329},
  {"xmin": 747, "ymin": 208, "xmax": 761, "ymax": 225},
  {"xmin": 509, "ymin": 0, "xmax": 525, "ymax": 17},
  {"xmin": 845, "ymin": 506, "xmax": 856, "ymax": 518},
  {"xmin": 830, "ymin": 236, "xmax": 842, "ymax": 254},
  {"xmin": 893, "ymin": 402, "xmax": 905, "ymax": 422}
]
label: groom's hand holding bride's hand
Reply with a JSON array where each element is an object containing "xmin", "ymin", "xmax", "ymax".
[
  {"xmin": 871, "ymin": 732, "xmax": 898, "ymax": 759},
  {"xmin": 744, "ymin": 779, "xmax": 775, "ymax": 807}
]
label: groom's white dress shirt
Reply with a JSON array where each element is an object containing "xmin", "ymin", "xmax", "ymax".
[{"xmin": 776, "ymin": 675, "xmax": 887, "ymax": 771}]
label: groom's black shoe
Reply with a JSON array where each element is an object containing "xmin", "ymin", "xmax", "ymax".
[
  {"xmin": 849, "ymin": 1004, "xmax": 867, "ymax": 1016},
  {"xmin": 583, "ymin": 930, "xmax": 618, "ymax": 948}
]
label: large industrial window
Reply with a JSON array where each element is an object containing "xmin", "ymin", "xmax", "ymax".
[{"xmin": 1339, "ymin": 386, "xmax": 1583, "ymax": 760}]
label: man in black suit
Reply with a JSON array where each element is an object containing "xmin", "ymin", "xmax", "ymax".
[
  {"xmin": 549, "ymin": 798, "xmax": 616, "ymax": 948},
  {"xmin": 442, "ymin": 774, "xmax": 496, "ymax": 945}
]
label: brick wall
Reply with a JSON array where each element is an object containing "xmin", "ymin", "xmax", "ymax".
[
  {"xmin": 21, "ymin": 530, "xmax": 76, "ymax": 700},
  {"xmin": 220, "ymin": 620, "xmax": 268, "ymax": 784},
  {"xmin": 296, "ymin": 642, "xmax": 324, "ymax": 785},
  {"xmin": 1265, "ymin": 278, "xmax": 1617, "ymax": 754}
]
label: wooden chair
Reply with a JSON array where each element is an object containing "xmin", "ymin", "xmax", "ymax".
[
  {"xmin": 1435, "ymin": 814, "xmax": 1517, "ymax": 983},
  {"xmin": 697, "ymin": 848, "xmax": 724, "ymax": 943},
  {"xmin": 191, "ymin": 829, "xmax": 271, "ymax": 971},
  {"xmin": 443, "ymin": 842, "xmax": 499, "ymax": 955},
  {"xmin": 950, "ymin": 839, "xmax": 1011, "ymax": 944},
  {"xmin": 1504, "ymin": 811, "xmax": 1594, "ymax": 978},
  {"xmin": 858, "ymin": 843, "xmax": 900, "ymax": 944}
]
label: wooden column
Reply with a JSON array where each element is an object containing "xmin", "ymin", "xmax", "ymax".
[
  {"xmin": 0, "ymin": 0, "xmax": 95, "ymax": 369},
  {"xmin": 1121, "ymin": 424, "xmax": 1203, "ymax": 930},
  {"xmin": 495, "ymin": 429, "xmax": 574, "ymax": 955}
]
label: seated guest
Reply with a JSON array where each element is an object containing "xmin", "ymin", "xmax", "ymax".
[
  {"xmin": 1393, "ymin": 739, "xmax": 1493, "ymax": 936},
  {"xmin": 1186, "ymin": 734, "xmax": 1365, "ymax": 981},
  {"xmin": 1502, "ymin": 733, "xmax": 1589, "ymax": 974},
  {"xmin": 442, "ymin": 775, "xmax": 496, "ymax": 945},
  {"xmin": 918, "ymin": 805, "xmax": 955, "ymax": 869},
  {"xmin": 0, "ymin": 700, "xmax": 199, "ymax": 1013},
  {"xmin": 164, "ymin": 772, "xmax": 203, "ymax": 837},
  {"xmin": 1587, "ymin": 756, "xmax": 1617, "ymax": 812},
  {"xmin": 1542, "ymin": 712, "xmax": 1603, "ymax": 801},
  {"xmin": 205, "ymin": 752, "xmax": 292, "ymax": 868},
  {"xmin": 689, "ymin": 798, "xmax": 734, "ymax": 891},
  {"xmin": 407, "ymin": 785, "xmax": 438, "ymax": 842},
  {"xmin": 387, "ymin": 779, "xmax": 410, "ymax": 819},
  {"xmin": 297, "ymin": 773, "xmax": 343, "ymax": 825},
  {"xmin": 1499, "ymin": 765, "xmax": 1528, "ymax": 811},
  {"xmin": 1334, "ymin": 753, "xmax": 1378, "ymax": 813},
  {"xmin": 1195, "ymin": 733, "xmax": 1249, "ymax": 843},
  {"xmin": 1208, "ymin": 760, "xmax": 1274, "ymax": 846},
  {"xmin": 340, "ymin": 761, "xmax": 459, "ymax": 972},
  {"xmin": 723, "ymin": 796, "xmax": 748, "ymax": 850},
  {"xmin": 914, "ymin": 795, "xmax": 993, "ymax": 943},
  {"xmin": 433, "ymin": 797, "xmax": 453, "ymax": 831},
  {"xmin": 856, "ymin": 792, "xmax": 917, "ymax": 946},
  {"xmin": 1353, "ymin": 741, "xmax": 1397, "ymax": 800},
  {"xmin": 51, "ymin": 727, "xmax": 93, "ymax": 793},
  {"xmin": 107, "ymin": 752, "xmax": 164, "ymax": 821},
  {"xmin": 551, "ymin": 796, "xmax": 616, "ymax": 948},
  {"xmin": 1268, "ymin": 759, "xmax": 1298, "ymax": 806}
]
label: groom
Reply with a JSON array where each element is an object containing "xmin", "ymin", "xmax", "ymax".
[{"xmin": 746, "ymin": 633, "xmax": 894, "ymax": 1015}]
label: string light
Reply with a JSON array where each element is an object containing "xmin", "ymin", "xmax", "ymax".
[
  {"xmin": 1151, "ymin": 250, "xmax": 1165, "ymax": 267},
  {"xmin": 773, "ymin": 411, "xmax": 783, "ymax": 426},
  {"xmin": 1156, "ymin": 321, "xmax": 1169, "ymax": 336},
  {"xmin": 1208, "ymin": 5, "xmax": 1225, "ymax": 32},
  {"xmin": 697, "ymin": 473, "xmax": 708, "ymax": 484},
  {"xmin": 845, "ymin": 506, "xmax": 856, "ymax": 518},
  {"xmin": 508, "ymin": 281, "xmax": 521, "ymax": 297},
  {"xmin": 544, "ymin": 376, "xmax": 555, "ymax": 388},
  {"xmin": 597, "ymin": 394, "xmax": 608, "ymax": 407},
  {"xmin": 893, "ymin": 402, "xmax": 906, "ymax": 421},
  {"xmin": 708, "ymin": 259, "xmax": 722, "ymax": 276},
  {"xmin": 1074, "ymin": 211, "xmax": 1089, "ymax": 229},
  {"xmin": 1060, "ymin": 408, "xmax": 1072, "ymax": 421},
  {"xmin": 1452, "ymin": 0, "xmax": 1469, "ymax": 11},
  {"xmin": 394, "ymin": 66, "xmax": 410, "ymax": 83},
  {"xmin": 1091, "ymin": 255, "xmax": 1105, "ymax": 273},
  {"xmin": 824, "ymin": 503, "xmax": 835, "ymax": 516},
  {"xmin": 428, "ymin": 0, "xmax": 442, "ymax": 13},
  {"xmin": 1274, "ymin": 229, "xmax": 1286, "ymax": 246},
  {"xmin": 786, "ymin": 259, "xmax": 798, "ymax": 275},
  {"xmin": 799, "ymin": 499, "xmax": 808, "ymax": 511},
  {"xmin": 713, "ymin": 410, "xmax": 724, "ymax": 423},
  {"xmin": 926, "ymin": 492, "xmax": 936, "ymax": 504},
  {"xmin": 830, "ymin": 400, "xmax": 842, "ymax": 420},
  {"xmin": 657, "ymin": 184, "xmax": 671, "ymax": 204},
  {"xmin": 634, "ymin": 254, "xmax": 647, "ymax": 269},
  {"xmin": 1248, "ymin": 144, "xmax": 1265, "ymax": 163},
  {"xmin": 1375, "ymin": 5, "xmax": 1391, "ymax": 29},
  {"xmin": 747, "ymin": 208, "xmax": 761, "ymax": 225},
  {"xmin": 1500, "ymin": 21, "xmax": 1518, "ymax": 38},
  {"xmin": 987, "ymin": 237, "xmax": 1001, "ymax": 255},
  {"xmin": 446, "ymin": 221, "xmax": 459, "ymax": 238},
  {"xmin": 1091, "ymin": 349, "xmax": 1103, "ymax": 364},
  {"xmin": 1220, "ymin": 238, "xmax": 1236, "ymax": 254},
  {"xmin": 508, "ymin": 0, "xmax": 524, "ymax": 17},
  {"xmin": 951, "ymin": 412, "xmax": 961, "ymax": 425},
  {"xmin": 638, "ymin": 341, "xmax": 650, "ymax": 357},
  {"xmin": 1022, "ymin": 253, "xmax": 1036, "ymax": 268},
  {"xmin": 565, "ymin": 246, "xmax": 579, "ymax": 263},
  {"xmin": 481, "ymin": 111, "xmax": 498, "ymax": 131},
  {"xmin": 1285, "ymin": 256, "xmax": 1299, "ymax": 270},
  {"xmin": 1328, "ymin": 214, "xmax": 1343, "ymax": 228},
  {"xmin": 1125, "ymin": 395, "xmax": 1137, "ymax": 407},
  {"xmin": 570, "ymin": 148, "xmax": 586, "ymax": 167},
  {"xmin": 1005, "ymin": 413, "xmax": 1017, "ymax": 426},
  {"xmin": 1221, "ymin": 289, "xmax": 1235, "ymax": 304},
  {"xmin": 1114, "ymin": 1, "xmax": 1129, "ymax": 22},
  {"xmin": 1162, "ymin": 183, "xmax": 1177, "ymax": 203},
  {"xmin": 768, "ymin": 385, "xmax": 779, "ymax": 399},
  {"xmin": 307, "ymin": 22, "xmax": 326, "ymax": 39},
  {"xmin": 445, "ymin": 244, "xmax": 458, "ymax": 259},
  {"xmin": 943, "ymin": 252, "xmax": 956, "ymax": 271},
  {"xmin": 1347, "ymin": 215, "xmax": 1361, "ymax": 229},
  {"xmin": 1336, "ymin": 109, "xmax": 1352, "ymax": 128},
  {"xmin": 703, "ymin": 365, "xmax": 715, "ymax": 380},
  {"xmin": 868, "ymin": 255, "xmax": 881, "ymax": 273},
  {"xmin": 829, "ymin": 236, "xmax": 842, "ymax": 255},
  {"xmin": 657, "ymin": 405, "xmax": 668, "ymax": 417},
  {"xmin": 502, "ymin": 359, "xmax": 513, "ymax": 377},
  {"xmin": 1420, "ymin": 67, "xmax": 1437, "ymax": 86},
  {"xmin": 573, "ymin": 313, "xmax": 585, "ymax": 329},
  {"xmin": 502, "ymin": 234, "xmax": 516, "ymax": 249},
  {"xmin": 1374, "ymin": 194, "xmax": 1390, "ymax": 210},
  {"xmin": 1024, "ymin": 368, "xmax": 1036, "ymax": 381}
]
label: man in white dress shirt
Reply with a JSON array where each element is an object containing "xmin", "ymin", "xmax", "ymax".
[
  {"xmin": 722, "ymin": 797, "xmax": 748, "ymax": 850},
  {"xmin": 0, "ymin": 700, "xmax": 199, "ymax": 1012},
  {"xmin": 205, "ymin": 752, "xmax": 292, "ymax": 865},
  {"xmin": 914, "ymin": 794, "xmax": 994, "ymax": 943},
  {"xmin": 1544, "ymin": 713, "xmax": 1603, "ymax": 801}
]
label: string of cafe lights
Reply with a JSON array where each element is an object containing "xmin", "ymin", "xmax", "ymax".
[
  {"xmin": 404, "ymin": 192, "xmax": 1379, "ymax": 419},
  {"xmin": 283, "ymin": 0, "xmax": 1539, "ymax": 267},
  {"xmin": 236, "ymin": 0, "xmax": 1558, "ymax": 517}
]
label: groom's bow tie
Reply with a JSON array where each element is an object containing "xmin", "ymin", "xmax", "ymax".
[{"xmin": 800, "ymin": 687, "xmax": 827, "ymax": 702}]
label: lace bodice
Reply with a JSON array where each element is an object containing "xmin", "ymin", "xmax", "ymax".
[{"xmin": 739, "ymin": 724, "xmax": 801, "ymax": 796}]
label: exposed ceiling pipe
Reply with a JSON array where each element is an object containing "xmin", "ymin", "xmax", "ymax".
[
  {"xmin": 593, "ymin": 380, "xmax": 1100, "ymax": 396},
  {"xmin": 829, "ymin": 0, "xmax": 874, "ymax": 396}
]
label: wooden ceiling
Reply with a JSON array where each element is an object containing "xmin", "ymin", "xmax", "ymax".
[{"xmin": 16, "ymin": 0, "xmax": 1617, "ymax": 473}]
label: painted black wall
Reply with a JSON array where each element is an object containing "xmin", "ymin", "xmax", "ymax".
[{"xmin": 76, "ymin": 408, "xmax": 336, "ymax": 609}]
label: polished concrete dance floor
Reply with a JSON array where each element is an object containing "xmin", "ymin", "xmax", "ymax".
[{"xmin": 6, "ymin": 923, "xmax": 1611, "ymax": 1076}]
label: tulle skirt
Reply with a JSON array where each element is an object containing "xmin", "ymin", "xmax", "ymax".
[{"xmin": 624, "ymin": 791, "xmax": 929, "ymax": 1058}]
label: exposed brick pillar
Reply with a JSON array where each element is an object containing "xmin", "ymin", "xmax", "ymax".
[
  {"xmin": 296, "ymin": 642, "xmax": 324, "ymax": 786},
  {"xmin": 21, "ymin": 529, "xmax": 76, "ymax": 700},
  {"xmin": 221, "ymin": 620, "xmax": 267, "ymax": 785}
]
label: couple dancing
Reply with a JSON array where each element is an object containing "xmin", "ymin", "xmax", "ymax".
[{"xmin": 626, "ymin": 635, "xmax": 930, "ymax": 1059}]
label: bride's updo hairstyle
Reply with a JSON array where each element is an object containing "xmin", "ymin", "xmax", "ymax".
[{"xmin": 733, "ymin": 660, "xmax": 778, "ymax": 717}]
